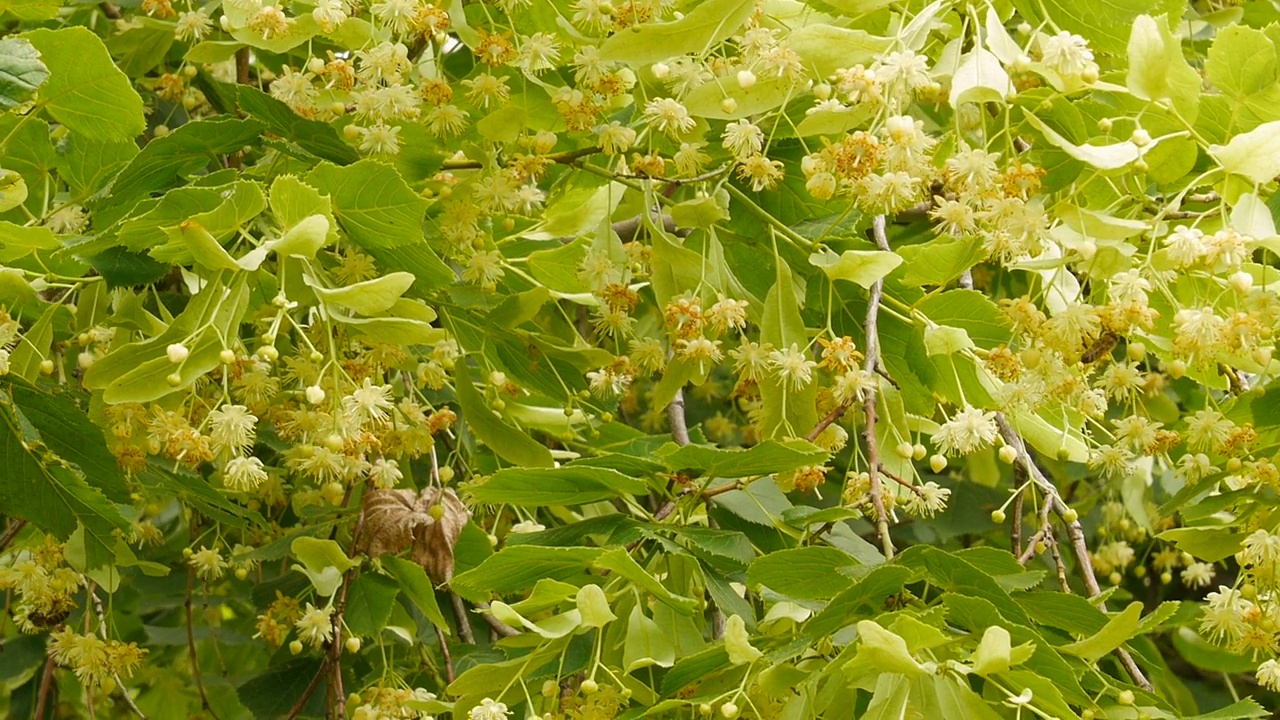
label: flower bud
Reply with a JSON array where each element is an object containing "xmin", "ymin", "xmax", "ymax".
[
  {"xmin": 720, "ymin": 97, "xmax": 738, "ymax": 114},
  {"xmin": 345, "ymin": 636, "xmax": 361, "ymax": 653},
  {"xmin": 998, "ymin": 445, "xmax": 1019, "ymax": 464},
  {"xmin": 737, "ymin": 69, "xmax": 757, "ymax": 89},
  {"xmin": 1229, "ymin": 271, "xmax": 1253, "ymax": 293},
  {"xmin": 991, "ymin": 509, "xmax": 1006, "ymax": 523},
  {"xmin": 929, "ymin": 454, "xmax": 947, "ymax": 473},
  {"xmin": 306, "ymin": 385, "xmax": 326, "ymax": 404},
  {"xmin": 289, "ymin": 640, "xmax": 304, "ymax": 655},
  {"xmin": 167, "ymin": 343, "xmax": 190, "ymax": 364},
  {"xmin": 220, "ymin": 349, "xmax": 237, "ymax": 364}
]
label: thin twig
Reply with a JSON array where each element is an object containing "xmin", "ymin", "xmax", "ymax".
[
  {"xmin": 863, "ymin": 215, "xmax": 894, "ymax": 559},
  {"xmin": 435, "ymin": 625, "xmax": 455, "ymax": 683},
  {"xmin": 184, "ymin": 567, "xmax": 217, "ymax": 717},
  {"xmin": 0, "ymin": 518, "xmax": 26, "ymax": 553},
  {"xmin": 995, "ymin": 414, "xmax": 1153, "ymax": 691},
  {"xmin": 806, "ymin": 403, "xmax": 848, "ymax": 442},
  {"xmin": 878, "ymin": 466, "xmax": 924, "ymax": 496},
  {"xmin": 98, "ymin": 2, "xmax": 121, "ymax": 18},
  {"xmin": 450, "ymin": 592, "xmax": 475, "ymax": 644},
  {"xmin": 1011, "ymin": 463, "xmax": 1026, "ymax": 556},
  {"xmin": 284, "ymin": 661, "xmax": 328, "ymax": 720},
  {"xmin": 441, "ymin": 146, "xmax": 601, "ymax": 171},
  {"xmin": 34, "ymin": 654, "xmax": 56, "ymax": 720}
]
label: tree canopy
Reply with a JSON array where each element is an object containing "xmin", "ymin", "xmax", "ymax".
[{"xmin": 2, "ymin": 0, "xmax": 1280, "ymax": 717}]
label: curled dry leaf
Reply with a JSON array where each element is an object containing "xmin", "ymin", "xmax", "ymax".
[{"xmin": 361, "ymin": 486, "xmax": 470, "ymax": 584}]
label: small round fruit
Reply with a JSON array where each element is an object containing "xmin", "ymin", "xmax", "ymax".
[
  {"xmin": 235, "ymin": 567, "xmax": 249, "ymax": 581},
  {"xmin": 38, "ymin": 359, "xmax": 54, "ymax": 375},
  {"xmin": 1126, "ymin": 342, "xmax": 1146, "ymax": 362},
  {"xmin": 1118, "ymin": 690, "xmax": 1135, "ymax": 706},
  {"xmin": 166, "ymin": 372, "xmax": 183, "ymax": 387},
  {"xmin": 991, "ymin": 509, "xmax": 1006, "ymax": 524},
  {"xmin": 1160, "ymin": 571, "xmax": 1172, "ymax": 584},
  {"xmin": 1109, "ymin": 571, "xmax": 1123, "ymax": 585},
  {"xmin": 345, "ymin": 636, "xmax": 361, "ymax": 653},
  {"xmin": 438, "ymin": 466, "xmax": 455, "ymax": 482},
  {"xmin": 1061, "ymin": 507, "xmax": 1079, "ymax": 524},
  {"xmin": 998, "ymin": 445, "xmax": 1019, "ymax": 464},
  {"xmin": 580, "ymin": 679, "xmax": 598, "ymax": 695},
  {"xmin": 289, "ymin": 640, "xmax": 304, "ymax": 655},
  {"xmin": 429, "ymin": 504, "xmax": 445, "ymax": 520},
  {"xmin": 929, "ymin": 454, "xmax": 948, "ymax": 474}
]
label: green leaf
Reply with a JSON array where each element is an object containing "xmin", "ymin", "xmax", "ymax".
[
  {"xmin": 453, "ymin": 358, "xmax": 554, "ymax": 468},
  {"xmin": 237, "ymin": 658, "xmax": 326, "ymax": 719},
  {"xmin": 1203, "ymin": 24, "xmax": 1280, "ymax": 135},
  {"xmin": 21, "ymin": 28, "xmax": 144, "ymax": 141},
  {"xmin": 1209, "ymin": 120, "xmax": 1280, "ymax": 183},
  {"xmin": 383, "ymin": 556, "xmax": 450, "ymax": 634},
  {"xmin": 343, "ymin": 573, "xmax": 400, "ymax": 637},
  {"xmin": 3, "ymin": 377, "xmax": 128, "ymax": 504},
  {"xmin": 594, "ymin": 548, "xmax": 699, "ymax": 613},
  {"xmin": 950, "ymin": 48, "xmax": 1012, "ymax": 107},
  {"xmin": 1157, "ymin": 526, "xmax": 1246, "ymax": 562},
  {"xmin": 6, "ymin": 301, "xmax": 57, "ymax": 381},
  {"xmin": 916, "ymin": 290, "xmax": 1012, "ymax": 348},
  {"xmin": 306, "ymin": 272, "xmax": 416, "ymax": 315},
  {"xmin": 897, "ymin": 236, "xmax": 983, "ymax": 287},
  {"xmin": 236, "ymin": 86, "xmax": 359, "ymax": 165},
  {"xmin": 106, "ymin": 117, "xmax": 263, "ymax": 210},
  {"xmin": 1058, "ymin": 601, "xmax": 1143, "ymax": 662},
  {"xmin": 922, "ymin": 325, "xmax": 975, "ymax": 356},
  {"xmin": 471, "ymin": 466, "xmax": 647, "ymax": 506},
  {"xmin": 809, "ymin": 247, "xmax": 902, "ymax": 288},
  {"xmin": 1126, "ymin": 14, "xmax": 1200, "ymax": 121},
  {"xmin": 971, "ymin": 626, "xmax": 1012, "ymax": 675},
  {"xmin": 306, "ymin": 160, "xmax": 428, "ymax": 249},
  {"xmin": 723, "ymin": 614, "xmax": 762, "ymax": 665},
  {"xmin": 575, "ymin": 584, "xmax": 616, "ymax": 628},
  {"xmin": 0, "ymin": 37, "xmax": 47, "ymax": 108},
  {"xmin": 450, "ymin": 545, "xmax": 602, "ymax": 601},
  {"xmin": 623, "ymin": 605, "xmax": 676, "ymax": 671},
  {"xmin": 1023, "ymin": 111, "xmax": 1144, "ymax": 170},
  {"xmin": 105, "ymin": 22, "xmax": 174, "ymax": 77},
  {"xmin": 598, "ymin": 0, "xmax": 754, "ymax": 65},
  {"xmin": 0, "ymin": 386, "xmax": 129, "ymax": 570},
  {"xmin": 807, "ymin": 565, "xmax": 916, "ymax": 637},
  {"xmin": 291, "ymin": 537, "xmax": 358, "ymax": 596},
  {"xmin": 789, "ymin": 24, "xmax": 892, "ymax": 77},
  {"xmin": 758, "ymin": 257, "xmax": 817, "ymax": 439},
  {"xmin": 655, "ymin": 438, "xmax": 828, "ymax": 478},
  {"xmin": 747, "ymin": 546, "xmax": 857, "ymax": 599},
  {"xmin": 861, "ymin": 674, "xmax": 911, "ymax": 720},
  {"xmin": 853, "ymin": 620, "xmax": 925, "ymax": 677},
  {"xmin": 1010, "ymin": 0, "xmax": 1182, "ymax": 55},
  {"xmin": 54, "ymin": 133, "xmax": 137, "ymax": 198}
]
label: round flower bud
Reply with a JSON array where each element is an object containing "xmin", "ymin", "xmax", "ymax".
[
  {"xmin": 1062, "ymin": 507, "xmax": 1079, "ymax": 523},
  {"xmin": 220, "ymin": 348, "xmax": 237, "ymax": 364},
  {"xmin": 1126, "ymin": 342, "xmax": 1146, "ymax": 362},
  {"xmin": 324, "ymin": 433, "xmax": 345, "ymax": 452},
  {"xmin": 258, "ymin": 345, "xmax": 279, "ymax": 362},
  {"xmin": 1230, "ymin": 271, "xmax": 1253, "ymax": 293},
  {"xmin": 429, "ymin": 504, "xmax": 445, "ymax": 520},
  {"xmin": 1016, "ymin": 22, "xmax": 1032, "ymax": 34},
  {"xmin": 345, "ymin": 636, "xmax": 361, "ymax": 653},
  {"xmin": 77, "ymin": 351, "xmax": 95, "ymax": 369},
  {"xmin": 737, "ymin": 69, "xmax": 757, "ymax": 89},
  {"xmin": 487, "ymin": 533, "xmax": 499, "ymax": 547},
  {"xmin": 1251, "ymin": 346, "xmax": 1272, "ymax": 367},
  {"xmin": 651, "ymin": 62, "xmax": 670, "ymax": 79},
  {"xmin": 1160, "ymin": 571, "xmax": 1172, "ymax": 584},
  {"xmin": 580, "ymin": 679, "xmax": 598, "ymax": 695},
  {"xmin": 438, "ymin": 466, "xmax": 455, "ymax": 482},
  {"xmin": 720, "ymin": 702, "xmax": 740, "ymax": 719},
  {"xmin": 1080, "ymin": 64, "xmax": 1099, "ymax": 84},
  {"xmin": 720, "ymin": 97, "xmax": 738, "ymax": 114},
  {"xmin": 38, "ymin": 359, "xmax": 54, "ymax": 375},
  {"xmin": 813, "ymin": 82, "xmax": 832, "ymax": 100},
  {"xmin": 309, "ymin": 350, "xmax": 324, "ymax": 363},
  {"xmin": 1167, "ymin": 359, "xmax": 1187, "ymax": 379},
  {"xmin": 307, "ymin": 57, "xmax": 326, "ymax": 74},
  {"xmin": 1020, "ymin": 347, "xmax": 1041, "ymax": 369},
  {"xmin": 166, "ymin": 372, "xmax": 183, "ymax": 387},
  {"xmin": 895, "ymin": 441, "xmax": 915, "ymax": 459},
  {"xmin": 1131, "ymin": 128, "xmax": 1151, "ymax": 147},
  {"xmin": 998, "ymin": 445, "xmax": 1019, "ymax": 464},
  {"xmin": 911, "ymin": 443, "xmax": 926, "ymax": 461},
  {"xmin": 929, "ymin": 454, "xmax": 947, "ymax": 473},
  {"xmin": 542, "ymin": 680, "xmax": 558, "ymax": 697},
  {"xmin": 1118, "ymin": 690, "xmax": 1135, "ymax": 706},
  {"xmin": 289, "ymin": 640, "xmax": 304, "ymax": 655},
  {"xmin": 167, "ymin": 343, "xmax": 190, "ymax": 364},
  {"xmin": 991, "ymin": 509, "xmax": 1006, "ymax": 524},
  {"xmin": 305, "ymin": 385, "xmax": 326, "ymax": 405},
  {"xmin": 343, "ymin": 124, "xmax": 361, "ymax": 139},
  {"xmin": 154, "ymin": 124, "xmax": 170, "ymax": 138},
  {"xmin": 1109, "ymin": 571, "xmax": 1122, "ymax": 585},
  {"xmin": 1097, "ymin": 118, "xmax": 1113, "ymax": 132},
  {"xmin": 502, "ymin": 217, "xmax": 516, "ymax": 232}
]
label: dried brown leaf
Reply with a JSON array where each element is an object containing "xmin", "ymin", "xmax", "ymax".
[{"xmin": 360, "ymin": 486, "xmax": 470, "ymax": 584}]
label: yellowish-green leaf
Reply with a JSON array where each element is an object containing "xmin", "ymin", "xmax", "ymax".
[
  {"xmin": 809, "ymin": 247, "xmax": 902, "ymax": 288},
  {"xmin": 950, "ymin": 48, "xmax": 1012, "ymax": 106},
  {"xmin": 308, "ymin": 272, "xmax": 416, "ymax": 316},
  {"xmin": 576, "ymin": 584, "xmax": 617, "ymax": 628},
  {"xmin": 598, "ymin": 0, "xmax": 754, "ymax": 65},
  {"xmin": 724, "ymin": 614, "xmax": 762, "ymax": 665},
  {"xmin": 1209, "ymin": 120, "xmax": 1280, "ymax": 182},
  {"xmin": 971, "ymin": 626, "xmax": 1012, "ymax": 675}
]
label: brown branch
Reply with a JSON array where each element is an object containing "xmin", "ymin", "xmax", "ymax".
[
  {"xmin": 440, "ymin": 145, "xmax": 601, "ymax": 171},
  {"xmin": 863, "ymin": 215, "xmax": 894, "ymax": 559},
  {"xmin": 450, "ymin": 592, "xmax": 475, "ymax": 644},
  {"xmin": 878, "ymin": 466, "xmax": 924, "ymax": 496},
  {"xmin": 0, "ymin": 518, "xmax": 26, "ymax": 553},
  {"xmin": 34, "ymin": 653, "xmax": 56, "ymax": 719},
  {"xmin": 1011, "ymin": 465, "xmax": 1025, "ymax": 557},
  {"xmin": 806, "ymin": 403, "xmax": 848, "ymax": 442},
  {"xmin": 435, "ymin": 625, "xmax": 455, "ymax": 684},
  {"xmin": 667, "ymin": 387, "xmax": 691, "ymax": 447},
  {"xmin": 98, "ymin": 2, "xmax": 121, "ymax": 18},
  {"xmin": 995, "ymin": 413, "xmax": 1152, "ymax": 692},
  {"xmin": 283, "ymin": 661, "xmax": 327, "ymax": 720},
  {"xmin": 474, "ymin": 602, "xmax": 520, "ymax": 638}
]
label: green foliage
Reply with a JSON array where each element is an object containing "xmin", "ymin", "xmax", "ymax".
[{"xmin": 2, "ymin": 0, "xmax": 1280, "ymax": 718}]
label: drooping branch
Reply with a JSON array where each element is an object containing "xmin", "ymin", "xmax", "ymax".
[
  {"xmin": 0, "ymin": 518, "xmax": 26, "ymax": 553},
  {"xmin": 440, "ymin": 146, "xmax": 602, "ymax": 171},
  {"xmin": 995, "ymin": 414, "xmax": 1153, "ymax": 691},
  {"xmin": 863, "ymin": 215, "xmax": 894, "ymax": 560}
]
